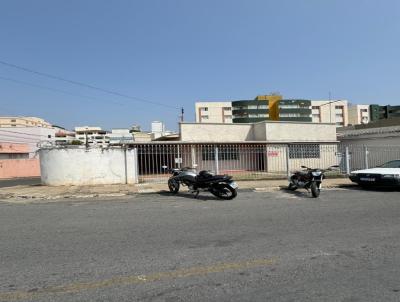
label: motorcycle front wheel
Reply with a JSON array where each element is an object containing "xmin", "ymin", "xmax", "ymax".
[
  {"xmin": 211, "ymin": 184, "xmax": 237, "ymax": 200},
  {"xmin": 168, "ymin": 179, "xmax": 180, "ymax": 193},
  {"xmin": 310, "ymin": 182, "xmax": 320, "ymax": 198}
]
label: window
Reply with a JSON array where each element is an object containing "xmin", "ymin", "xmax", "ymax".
[
  {"xmin": 289, "ymin": 144, "xmax": 320, "ymax": 159},
  {"xmin": 312, "ymin": 106, "xmax": 320, "ymax": 110},
  {"xmin": 360, "ymin": 109, "xmax": 368, "ymax": 113},
  {"xmin": 200, "ymin": 107, "xmax": 208, "ymax": 112},
  {"xmin": 223, "ymin": 107, "xmax": 231, "ymax": 111},
  {"xmin": 202, "ymin": 146, "xmax": 239, "ymax": 161},
  {"xmin": 248, "ymin": 105, "xmax": 258, "ymax": 109},
  {"xmin": 47, "ymin": 135, "xmax": 52, "ymax": 138},
  {"xmin": 11, "ymin": 119, "xmax": 16, "ymax": 122},
  {"xmin": 335, "ymin": 105, "xmax": 343, "ymax": 110},
  {"xmin": 280, "ymin": 104, "xmax": 300, "ymax": 109}
]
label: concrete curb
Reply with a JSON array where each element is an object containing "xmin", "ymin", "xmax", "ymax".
[{"xmin": 0, "ymin": 179, "xmax": 354, "ymax": 202}]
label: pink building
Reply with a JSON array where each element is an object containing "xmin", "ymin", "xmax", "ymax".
[{"xmin": 0, "ymin": 143, "xmax": 40, "ymax": 179}]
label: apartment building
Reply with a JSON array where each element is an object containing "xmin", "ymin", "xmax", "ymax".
[
  {"xmin": 108, "ymin": 129, "xmax": 134, "ymax": 144},
  {"xmin": 370, "ymin": 104, "xmax": 400, "ymax": 122},
  {"xmin": 232, "ymin": 100, "xmax": 269, "ymax": 123},
  {"xmin": 195, "ymin": 102, "xmax": 232, "ymax": 123},
  {"xmin": 74, "ymin": 126, "xmax": 109, "ymax": 145},
  {"xmin": 0, "ymin": 116, "xmax": 52, "ymax": 128},
  {"xmin": 311, "ymin": 100, "xmax": 349, "ymax": 126},
  {"xmin": 278, "ymin": 99, "xmax": 312, "ymax": 122},
  {"xmin": 196, "ymin": 97, "xmax": 350, "ymax": 126},
  {"xmin": 348, "ymin": 104, "xmax": 369, "ymax": 125}
]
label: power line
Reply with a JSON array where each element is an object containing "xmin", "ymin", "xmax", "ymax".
[
  {"xmin": 0, "ymin": 60, "xmax": 180, "ymax": 110},
  {"xmin": 0, "ymin": 76, "xmax": 126, "ymax": 106},
  {"xmin": 0, "ymin": 132, "xmax": 47, "ymax": 141},
  {"xmin": 0, "ymin": 128, "xmax": 49, "ymax": 138}
]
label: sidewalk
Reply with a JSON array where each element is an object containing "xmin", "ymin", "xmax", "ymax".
[{"xmin": 0, "ymin": 178, "xmax": 354, "ymax": 202}]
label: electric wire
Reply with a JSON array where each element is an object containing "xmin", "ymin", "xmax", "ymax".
[
  {"xmin": 0, "ymin": 76, "xmax": 126, "ymax": 106},
  {"xmin": 0, "ymin": 60, "xmax": 180, "ymax": 110},
  {"xmin": 0, "ymin": 128, "xmax": 51, "ymax": 138}
]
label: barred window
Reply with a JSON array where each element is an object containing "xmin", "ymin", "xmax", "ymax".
[
  {"xmin": 202, "ymin": 146, "xmax": 239, "ymax": 161},
  {"xmin": 289, "ymin": 144, "xmax": 320, "ymax": 159}
]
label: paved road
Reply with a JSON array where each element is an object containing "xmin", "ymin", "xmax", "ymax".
[
  {"xmin": 0, "ymin": 177, "xmax": 41, "ymax": 188},
  {"xmin": 1, "ymin": 188, "xmax": 400, "ymax": 301}
]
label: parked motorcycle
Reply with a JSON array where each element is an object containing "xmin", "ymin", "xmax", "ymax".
[
  {"xmin": 167, "ymin": 167, "xmax": 238, "ymax": 200},
  {"xmin": 288, "ymin": 165, "xmax": 339, "ymax": 197}
]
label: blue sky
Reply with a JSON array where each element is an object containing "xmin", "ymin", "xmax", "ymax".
[{"xmin": 0, "ymin": 0, "xmax": 399, "ymax": 131}]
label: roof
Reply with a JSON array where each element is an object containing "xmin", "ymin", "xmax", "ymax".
[{"xmin": 338, "ymin": 125, "xmax": 400, "ymax": 138}]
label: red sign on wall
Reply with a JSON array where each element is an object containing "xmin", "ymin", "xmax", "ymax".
[{"xmin": 267, "ymin": 151, "xmax": 279, "ymax": 157}]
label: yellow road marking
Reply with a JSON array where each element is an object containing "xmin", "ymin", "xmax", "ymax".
[{"xmin": 0, "ymin": 258, "xmax": 276, "ymax": 301}]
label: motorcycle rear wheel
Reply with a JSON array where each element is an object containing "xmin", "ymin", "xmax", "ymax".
[
  {"xmin": 168, "ymin": 179, "xmax": 180, "ymax": 193},
  {"xmin": 211, "ymin": 184, "xmax": 237, "ymax": 200}
]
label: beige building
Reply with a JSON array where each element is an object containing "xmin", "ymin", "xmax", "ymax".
[
  {"xmin": 180, "ymin": 121, "xmax": 337, "ymax": 143},
  {"xmin": 74, "ymin": 126, "xmax": 109, "ymax": 146},
  {"xmin": 195, "ymin": 102, "xmax": 232, "ymax": 123},
  {"xmin": 195, "ymin": 99, "xmax": 350, "ymax": 126},
  {"xmin": 177, "ymin": 121, "xmax": 338, "ymax": 174},
  {"xmin": 348, "ymin": 104, "xmax": 369, "ymax": 125},
  {"xmin": 311, "ymin": 100, "xmax": 349, "ymax": 126},
  {"xmin": 0, "ymin": 116, "xmax": 52, "ymax": 128}
]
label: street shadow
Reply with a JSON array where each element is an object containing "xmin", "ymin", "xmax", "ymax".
[
  {"xmin": 157, "ymin": 190, "xmax": 221, "ymax": 201},
  {"xmin": 281, "ymin": 187, "xmax": 314, "ymax": 198}
]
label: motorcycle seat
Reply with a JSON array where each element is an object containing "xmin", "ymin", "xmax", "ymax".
[{"xmin": 196, "ymin": 170, "xmax": 231, "ymax": 182}]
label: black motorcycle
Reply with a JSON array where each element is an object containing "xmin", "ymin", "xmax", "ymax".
[
  {"xmin": 288, "ymin": 165, "xmax": 339, "ymax": 197},
  {"xmin": 167, "ymin": 167, "xmax": 238, "ymax": 200}
]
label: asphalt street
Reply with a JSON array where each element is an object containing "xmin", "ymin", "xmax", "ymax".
[{"xmin": 1, "ymin": 188, "xmax": 400, "ymax": 301}]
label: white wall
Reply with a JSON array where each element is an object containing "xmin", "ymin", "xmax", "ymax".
[
  {"xmin": 39, "ymin": 147, "xmax": 138, "ymax": 186},
  {"xmin": 265, "ymin": 122, "xmax": 337, "ymax": 142},
  {"xmin": 180, "ymin": 123, "xmax": 253, "ymax": 142},
  {"xmin": 180, "ymin": 122, "xmax": 337, "ymax": 143}
]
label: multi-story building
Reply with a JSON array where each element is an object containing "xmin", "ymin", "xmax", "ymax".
[
  {"xmin": 278, "ymin": 99, "xmax": 312, "ymax": 122},
  {"xmin": 108, "ymin": 129, "xmax": 134, "ymax": 145},
  {"xmin": 369, "ymin": 104, "xmax": 400, "ymax": 122},
  {"xmin": 233, "ymin": 98, "xmax": 312, "ymax": 123},
  {"xmin": 311, "ymin": 100, "xmax": 349, "ymax": 126},
  {"xmin": 196, "ymin": 97, "xmax": 349, "ymax": 125},
  {"xmin": 0, "ymin": 116, "xmax": 53, "ymax": 128},
  {"xmin": 74, "ymin": 126, "xmax": 109, "ymax": 146},
  {"xmin": 195, "ymin": 102, "xmax": 232, "ymax": 123},
  {"xmin": 348, "ymin": 104, "xmax": 370, "ymax": 125},
  {"xmin": 54, "ymin": 127, "xmax": 76, "ymax": 145},
  {"xmin": 232, "ymin": 100, "xmax": 269, "ymax": 123}
]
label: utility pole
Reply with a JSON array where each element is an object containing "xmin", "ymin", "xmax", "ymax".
[
  {"xmin": 85, "ymin": 132, "xmax": 89, "ymax": 149},
  {"xmin": 329, "ymin": 91, "xmax": 332, "ymax": 124},
  {"xmin": 180, "ymin": 107, "xmax": 184, "ymax": 122}
]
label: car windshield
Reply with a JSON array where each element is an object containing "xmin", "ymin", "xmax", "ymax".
[{"xmin": 379, "ymin": 160, "xmax": 400, "ymax": 168}]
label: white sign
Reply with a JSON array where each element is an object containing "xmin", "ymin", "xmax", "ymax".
[{"xmin": 175, "ymin": 158, "xmax": 182, "ymax": 164}]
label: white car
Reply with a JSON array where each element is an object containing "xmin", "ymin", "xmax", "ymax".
[{"xmin": 349, "ymin": 160, "xmax": 400, "ymax": 187}]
